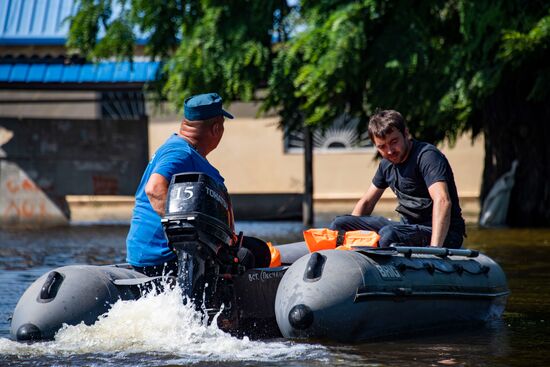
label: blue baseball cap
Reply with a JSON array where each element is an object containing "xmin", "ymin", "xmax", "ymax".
[{"xmin": 184, "ymin": 93, "xmax": 234, "ymax": 121}]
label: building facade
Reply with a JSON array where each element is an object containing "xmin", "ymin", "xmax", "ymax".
[
  {"xmin": 0, "ymin": 0, "xmax": 484, "ymax": 226},
  {"xmin": 0, "ymin": 0, "xmax": 154, "ymax": 227}
]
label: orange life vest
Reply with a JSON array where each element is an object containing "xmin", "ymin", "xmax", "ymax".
[
  {"xmin": 303, "ymin": 228, "xmax": 380, "ymax": 252},
  {"xmin": 266, "ymin": 241, "xmax": 282, "ymax": 267}
]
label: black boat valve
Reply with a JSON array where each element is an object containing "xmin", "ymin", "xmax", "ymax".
[{"xmin": 288, "ymin": 304, "xmax": 314, "ymax": 330}]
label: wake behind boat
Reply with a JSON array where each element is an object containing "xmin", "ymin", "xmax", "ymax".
[{"xmin": 10, "ymin": 173, "xmax": 509, "ymax": 342}]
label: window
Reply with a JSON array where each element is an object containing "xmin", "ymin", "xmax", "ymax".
[{"xmin": 284, "ymin": 114, "xmax": 373, "ymax": 153}]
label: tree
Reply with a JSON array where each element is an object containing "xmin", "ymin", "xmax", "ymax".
[
  {"xmin": 67, "ymin": 0, "xmax": 290, "ymax": 105},
  {"xmin": 68, "ymin": 0, "xmax": 550, "ymax": 226},
  {"xmin": 264, "ymin": 0, "xmax": 550, "ymax": 226}
]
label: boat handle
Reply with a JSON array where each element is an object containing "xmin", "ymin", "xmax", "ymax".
[
  {"xmin": 391, "ymin": 246, "xmax": 479, "ymax": 258},
  {"xmin": 304, "ymin": 252, "xmax": 326, "ymax": 281},
  {"xmin": 39, "ymin": 271, "xmax": 63, "ymax": 301}
]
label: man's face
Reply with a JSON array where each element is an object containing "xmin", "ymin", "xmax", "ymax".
[{"xmin": 373, "ymin": 128, "xmax": 411, "ymax": 164}]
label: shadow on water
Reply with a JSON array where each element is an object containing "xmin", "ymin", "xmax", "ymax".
[
  {"xmin": 0, "ymin": 225, "xmax": 130, "ymax": 270},
  {"xmin": 0, "ymin": 221, "xmax": 305, "ymax": 271},
  {"xmin": 0, "ymin": 223, "xmax": 549, "ymax": 366}
]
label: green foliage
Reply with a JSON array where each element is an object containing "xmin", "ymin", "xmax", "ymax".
[
  {"xmin": 265, "ymin": 0, "xmax": 549, "ymax": 146},
  {"xmin": 128, "ymin": 0, "xmax": 183, "ymax": 59},
  {"xmin": 66, "ymin": 0, "xmax": 112, "ymax": 57},
  {"xmin": 499, "ymin": 12, "xmax": 550, "ymax": 102},
  {"xmin": 163, "ymin": 2, "xmax": 275, "ymax": 108},
  {"xmin": 68, "ymin": 0, "xmax": 550, "ymax": 143},
  {"xmin": 66, "ymin": 0, "xmax": 550, "ymax": 224},
  {"xmin": 67, "ymin": 0, "xmax": 289, "ymax": 111},
  {"xmin": 94, "ymin": 18, "xmax": 135, "ymax": 60}
]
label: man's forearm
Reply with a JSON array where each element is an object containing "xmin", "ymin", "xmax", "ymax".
[
  {"xmin": 147, "ymin": 192, "xmax": 167, "ymax": 217},
  {"xmin": 351, "ymin": 200, "xmax": 372, "ymax": 216},
  {"xmin": 352, "ymin": 199, "xmax": 374, "ymax": 216},
  {"xmin": 352, "ymin": 184, "xmax": 383, "ymax": 216},
  {"xmin": 430, "ymin": 199, "xmax": 451, "ymax": 247},
  {"xmin": 145, "ymin": 173, "xmax": 169, "ymax": 217}
]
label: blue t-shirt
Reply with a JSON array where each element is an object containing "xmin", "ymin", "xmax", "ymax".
[
  {"xmin": 126, "ymin": 134, "xmax": 225, "ymax": 266},
  {"xmin": 372, "ymin": 140, "xmax": 465, "ymax": 234}
]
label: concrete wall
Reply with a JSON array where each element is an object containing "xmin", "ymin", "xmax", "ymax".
[
  {"xmin": 0, "ymin": 45, "xmax": 67, "ymax": 58},
  {"xmin": 0, "ymin": 159, "xmax": 68, "ymax": 227},
  {"xmin": 0, "ymin": 90, "xmax": 100, "ymax": 119},
  {"xmin": 0, "ymin": 90, "xmax": 149, "ymax": 227},
  {"xmin": 147, "ymin": 101, "xmax": 484, "ymax": 221},
  {"xmin": 0, "ymin": 117, "xmax": 148, "ymax": 196},
  {"xmin": 0, "ymin": 92, "xmax": 485, "ymax": 224}
]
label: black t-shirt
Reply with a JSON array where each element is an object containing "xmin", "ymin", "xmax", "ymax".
[{"xmin": 372, "ymin": 140, "xmax": 465, "ymax": 235}]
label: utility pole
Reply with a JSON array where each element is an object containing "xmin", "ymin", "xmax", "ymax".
[{"xmin": 303, "ymin": 125, "xmax": 314, "ymax": 227}]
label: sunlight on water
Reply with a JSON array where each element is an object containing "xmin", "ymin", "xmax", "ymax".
[{"xmin": 0, "ymin": 284, "xmax": 326, "ymax": 363}]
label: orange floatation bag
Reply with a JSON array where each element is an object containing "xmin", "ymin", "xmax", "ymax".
[
  {"xmin": 303, "ymin": 228, "xmax": 380, "ymax": 252},
  {"xmin": 266, "ymin": 241, "xmax": 282, "ymax": 267}
]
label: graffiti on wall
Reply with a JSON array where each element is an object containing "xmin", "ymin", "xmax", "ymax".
[
  {"xmin": 0, "ymin": 161, "xmax": 67, "ymax": 226},
  {"xmin": 3, "ymin": 177, "xmax": 49, "ymax": 218}
]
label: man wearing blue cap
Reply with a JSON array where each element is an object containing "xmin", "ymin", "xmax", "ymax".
[{"xmin": 126, "ymin": 93, "xmax": 233, "ymax": 276}]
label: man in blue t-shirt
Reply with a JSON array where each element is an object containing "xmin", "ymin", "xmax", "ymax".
[
  {"xmin": 330, "ymin": 110, "xmax": 466, "ymax": 249},
  {"xmin": 126, "ymin": 93, "xmax": 233, "ymax": 276}
]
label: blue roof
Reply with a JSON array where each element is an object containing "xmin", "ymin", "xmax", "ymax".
[
  {"xmin": 0, "ymin": 61, "xmax": 160, "ymax": 84},
  {"xmin": 0, "ymin": 0, "xmax": 75, "ymax": 45},
  {"xmin": 0, "ymin": 0, "xmax": 149, "ymax": 45}
]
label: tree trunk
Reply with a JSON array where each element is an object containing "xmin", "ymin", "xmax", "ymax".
[{"xmin": 481, "ymin": 71, "xmax": 550, "ymax": 227}]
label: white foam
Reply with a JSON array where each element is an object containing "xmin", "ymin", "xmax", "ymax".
[{"xmin": 0, "ymin": 284, "xmax": 326, "ymax": 363}]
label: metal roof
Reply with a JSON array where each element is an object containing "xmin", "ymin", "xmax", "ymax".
[
  {"xmin": 0, "ymin": 0, "xmax": 148, "ymax": 45},
  {"xmin": 0, "ymin": 0, "xmax": 75, "ymax": 45},
  {"xmin": 0, "ymin": 61, "xmax": 160, "ymax": 84}
]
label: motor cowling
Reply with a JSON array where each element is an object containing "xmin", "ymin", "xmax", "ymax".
[
  {"xmin": 161, "ymin": 172, "xmax": 237, "ymax": 306},
  {"xmin": 162, "ymin": 172, "xmax": 235, "ymax": 252}
]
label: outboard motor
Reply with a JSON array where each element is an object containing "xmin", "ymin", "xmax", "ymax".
[
  {"xmin": 161, "ymin": 173, "xmax": 239, "ymax": 314},
  {"xmin": 162, "ymin": 172, "xmax": 286, "ymax": 336}
]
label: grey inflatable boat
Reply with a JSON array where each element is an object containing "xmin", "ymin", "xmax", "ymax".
[
  {"xmin": 275, "ymin": 245, "xmax": 508, "ymax": 341},
  {"xmin": 10, "ymin": 173, "xmax": 509, "ymax": 342}
]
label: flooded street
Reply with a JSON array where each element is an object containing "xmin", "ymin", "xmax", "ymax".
[{"xmin": 0, "ymin": 223, "xmax": 549, "ymax": 366}]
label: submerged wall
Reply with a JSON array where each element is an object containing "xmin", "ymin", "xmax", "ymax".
[
  {"xmin": 0, "ymin": 90, "xmax": 149, "ymax": 228},
  {"xmin": 0, "ymin": 159, "xmax": 68, "ymax": 227}
]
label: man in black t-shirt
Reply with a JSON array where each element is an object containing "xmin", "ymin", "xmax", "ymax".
[{"xmin": 330, "ymin": 110, "xmax": 465, "ymax": 248}]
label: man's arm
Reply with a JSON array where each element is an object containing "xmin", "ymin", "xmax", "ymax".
[
  {"xmin": 145, "ymin": 173, "xmax": 169, "ymax": 217},
  {"xmin": 427, "ymin": 181, "xmax": 452, "ymax": 247},
  {"xmin": 352, "ymin": 184, "xmax": 385, "ymax": 216}
]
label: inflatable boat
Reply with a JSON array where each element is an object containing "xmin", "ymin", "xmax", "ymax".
[{"xmin": 10, "ymin": 173, "xmax": 509, "ymax": 342}]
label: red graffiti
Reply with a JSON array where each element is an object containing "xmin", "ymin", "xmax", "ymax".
[
  {"xmin": 2, "ymin": 177, "xmax": 59, "ymax": 222},
  {"xmin": 3, "ymin": 199, "xmax": 51, "ymax": 219},
  {"xmin": 5, "ymin": 178, "xmax": 39, "ymax": 194},
  {"xmin": 4, "ymin": 201, "xmax": 20, "ymax": 216},
  {"xmin": 6, "ymin": 179, "xmax": 19, "ymax": 194},
  {"xmin": 39, "ymin": 201, "xmax": 48, "ymax": 216},
  {"xmin": 21, "ymin": 179, "xmax": 38, "ymax": 191},
  {"xmin": 21, "ymin": 201, "xmax": 35, "ymax": 217}
]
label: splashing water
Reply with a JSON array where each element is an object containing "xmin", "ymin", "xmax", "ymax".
[{"xmin": 0, "ymin": 284, "xmax": 326, "ymax": 363}]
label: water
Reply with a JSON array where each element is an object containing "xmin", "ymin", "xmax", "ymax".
[{"xmin": 1, "ymin": 223, "xmax": 549, "ymax": 366}]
